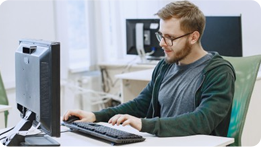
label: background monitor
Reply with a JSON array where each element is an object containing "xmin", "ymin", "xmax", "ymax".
[
  {"xmin": 202, "ymin": 16, "xmax": 242, "ymax": 57},
  {"xmin": 126, "ymin": 16, "xmax": 242, "ymax": 59},
  {"xmin": 2, "ymin": 39, "xmax": 60, "ymax": 146},
  {"xmin": 126, "ymin": 19, "xmax": 163, "ymax": 60}
]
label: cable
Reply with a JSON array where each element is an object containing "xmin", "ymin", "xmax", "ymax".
[
  {"xmin": 0, "ymin": 127, "xmax": 14, "ymax": 136},
  {"xmin": 103, "ymin": 68, "xmax": 112, "ymax": 93},
  {"xmin": 100, "ymin": 68, "xmax": 110, "ymax": 92},
  {"xmin": 122, "ymin": 56, "xmax": 139, "ymax": 74},
  {"xmin": 0, "ymin": 127, "xmax": 14, "ymax": 141},
  {"xmin": 63, "ymin": 57, "xmax": 139, "ymax": 108},
  {"xmin": 65, "ymin": 81, "xmax": 121, "ymax": 102},
  {"xmin": 145, "ymin": 47, "xmax": 155, "ymax": 56},
  {"xmin": 104, "ymin": 56, "xmax": 138, "ymax": 91},
  {"xmin": 0, "ymin": 127, "xmax": 14, "ymax": 142},
  {"xmin": 0, "ymin": 136, "xmax": 6, "ymax": 141},
  {"xmin": 60, "ymin": 130, "xmax": 72, "ymax": 133}
]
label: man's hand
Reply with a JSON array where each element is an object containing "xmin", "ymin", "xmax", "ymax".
[
  {"xmin": 63, "ymin": 109, "xmax": 96, "ymax": 122},
  {"xmin": 108, "ymin": 114, "xmax": 142, "ymax": 131}
]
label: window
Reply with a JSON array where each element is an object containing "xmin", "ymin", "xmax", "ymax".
[
  {"xmin": 55, "ymin": 0, "xmax": 93, "ymax": 75},
  {"xmin": 66, "ymin": 0, "xmax": 90, "ymax": 72}
]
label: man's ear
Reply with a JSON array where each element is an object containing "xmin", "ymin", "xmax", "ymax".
[{"xmin": 190, "ymin": 31, "xmax": 200, "ymax": 44}]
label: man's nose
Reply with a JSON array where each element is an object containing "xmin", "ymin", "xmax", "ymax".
[{"xmin": 159, "ymin": 38, "xmax": 167, "ymax": 47}]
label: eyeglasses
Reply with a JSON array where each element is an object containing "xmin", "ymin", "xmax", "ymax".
[{"xmin": 155, "ymin": 32, "xmax": 193, "ymax": 46}]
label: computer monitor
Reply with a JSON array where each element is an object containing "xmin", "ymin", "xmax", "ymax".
[
  {"xmin": 126, "ymin": 19, "xmax": 163, "ymax": 62},
  {"xmin": 126, "ymin": 16, "xmax": 242, "ymax": 60},
  {"xmin": 201, "ymin": 16, "xmax": 242, "ymax": 56},
  {"xmin": 1, "ymin": 39, "xmax": 60, "ymax": 146}
]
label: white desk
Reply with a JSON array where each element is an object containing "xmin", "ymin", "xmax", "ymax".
[
  {"xmin": 0, "ymin": 105, "xmax": 11, "ymax": 129},
  {"xmin": 55, "ymin": 123, "xmax": 234, "ymax": 146},
  {"xmin": 0, "ymin": 123, "xmax": 234, "ymax": 146},
  {"xmin": 115, "ymin": 69, "xmax": 153, "ymax": 103}
]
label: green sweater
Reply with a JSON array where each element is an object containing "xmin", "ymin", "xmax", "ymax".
[{"xmin": 94, "ymin": 53, "xmax": 235, "ymax": 137}]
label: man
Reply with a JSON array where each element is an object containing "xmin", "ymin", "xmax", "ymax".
[{"xmin": 63, "ymin": 1, "xmax": 235, "ymax": 137}]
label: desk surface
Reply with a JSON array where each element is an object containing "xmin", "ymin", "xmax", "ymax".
[
  {"xmin": 115, "ymin": 69, "xmax": 153, "ymax": 81},
  {"xmin": 0, "ymin": 122, "xmax": 234, "ymax": 146},
  {"xmin": 54, "ymin": 122, "xmax": 234, "ymax": 146},
  {"xmin": 99, "ymin": 59, "xmax": 157, "ymax": 69}
]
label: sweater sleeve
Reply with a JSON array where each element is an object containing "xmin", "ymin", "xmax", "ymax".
[{"xmin": 140, "ymin": 67, "xmax": 235, "ymax": 137}]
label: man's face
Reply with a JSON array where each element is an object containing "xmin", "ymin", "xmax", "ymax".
[{"xmin": 158, "ymin": 18, "xmax": 192, "ymax": 64}]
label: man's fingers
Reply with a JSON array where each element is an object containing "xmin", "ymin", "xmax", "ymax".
[
  {"xmin": 109, "ymin": 114, "xmax": 128, "ymax": 126},
  {"xmin": 63, "ymin": 110, "xmax": 72, "ymax": 120},
  {"xmin": 122, "ymin": 119, "xmax": 131, "ymax": 126},
  {"xmin": 109, "ymin": 115, "xmax": 121, "ymax": 125},
  {"xmin": 108, "ymin": 114, "xmax": 141, "ymax": 131},
  {"xmin": 63, "ymin": 110, "xmax": 80, "ymax": 121},
  {"xmin": 116, "ymin": 115, "xmax": 128, "ymax": 126}
]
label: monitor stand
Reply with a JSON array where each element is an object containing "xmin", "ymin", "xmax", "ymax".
[
  {"xmin": 1, "ymin": 110, "xmax": 60, "ymax": 146},
  {"xmin": 135, "ymin": 23, "xmax": 147, "ymax": 64},
  {"xmin": 134, "ymin": 23, "xmax": 164, "ymax": 65}
]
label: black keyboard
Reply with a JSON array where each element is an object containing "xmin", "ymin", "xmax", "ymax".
[{"xmin": 62, "ymin": 122, "xmax": 145, "ymax": 144}]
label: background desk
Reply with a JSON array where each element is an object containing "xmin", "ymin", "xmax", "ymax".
[
  {"xmin": 115, "ymin": 69, "xmax": 153, "ymax": 103},
  {"xmin": 55, "ymin": 123, "xmax": 233, "ymax": 146}
]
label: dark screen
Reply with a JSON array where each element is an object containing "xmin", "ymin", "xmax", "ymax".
[{"xmin": 201, "ymin": 16, "xmax": 242, "ymax": 56}]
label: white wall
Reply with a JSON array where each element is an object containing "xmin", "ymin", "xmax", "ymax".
[
  {"xmin": 0, "ymin": 0, "xmax": 56, "ymax": 88},
  {"xmin": 0, "ymin": 0, "xmax": 56, "ymax": 126}
]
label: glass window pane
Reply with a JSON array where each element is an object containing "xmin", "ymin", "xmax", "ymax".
[{"xmin": 66, "ymin": 0, "xmax": 88, "ymax": 50}]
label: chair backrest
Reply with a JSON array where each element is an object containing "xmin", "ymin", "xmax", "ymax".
[
  {"xmin": 224, "ymin": 55, "xmax": 261, "ymax": 146},
  {"xmin": 0, "ymin": 72, "xmax": 9, "ymax": 127}
]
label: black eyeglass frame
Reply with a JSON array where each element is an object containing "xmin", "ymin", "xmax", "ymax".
[{"xmin": 155, "ymin": 31, "xmax": 194, "ymax": 46}]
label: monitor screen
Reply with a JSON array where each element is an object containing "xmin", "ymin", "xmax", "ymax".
[
  {"xmin": 15, "ymin": 39, "xmax": 60, "ymax": 137},
  {"xmin": 202, "ymin": 16, "xmax": 242, "ymax": 56},
  {"xmin": 126, "ymin": 16, "xmax": 242, "ymax": 59}
]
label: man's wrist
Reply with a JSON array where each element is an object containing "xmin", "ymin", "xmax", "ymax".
[{"xmin": 91, "ymin": 112, "xmax": 96, "ymax": 122}]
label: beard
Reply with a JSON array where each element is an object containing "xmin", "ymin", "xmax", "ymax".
[{"xmin": 164, "ymin": 39, "xmax": 192, "ymax": 64}]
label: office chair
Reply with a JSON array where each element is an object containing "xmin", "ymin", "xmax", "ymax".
[
  {"xmin": 0, "ymin": 71, "xmax": 9, "ymax": 127},
  {"xmin": 224, "ymin": 55, "xmax": 261, "ymax": 146}
]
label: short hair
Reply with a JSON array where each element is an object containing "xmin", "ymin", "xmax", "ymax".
[{"xmin": 156, "ymin": 1, "xmax": 206, "ymax": 41}]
